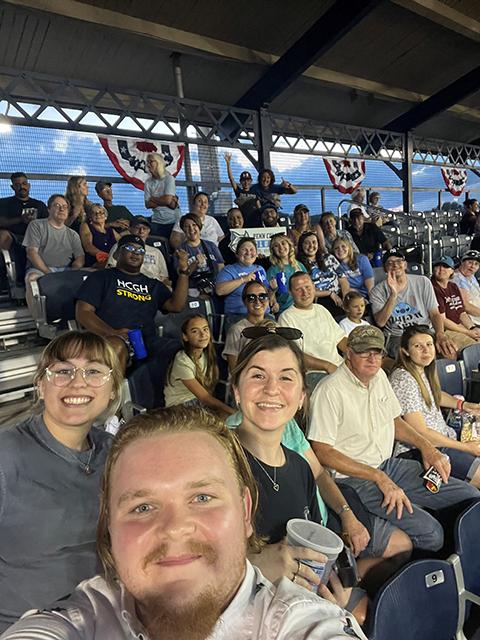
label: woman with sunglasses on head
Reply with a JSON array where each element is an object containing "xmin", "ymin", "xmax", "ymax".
[
  {"xmin": 297, "ymin": 230, "xmax": 349, "ymax": 319},
  {"xmin": 390, "ymin": 325, "xmax": 480, "ymax": 487},
  {"xmin": 0, "ymin": 331, "xmax": 123, "ymax": 632},
  {"xmin": 229, "ymin": 330, "xmax": 371, "ymax": 623},
  {"xmin": 222, "ymin": 280, "xmax": 271, "ymax": 372}
]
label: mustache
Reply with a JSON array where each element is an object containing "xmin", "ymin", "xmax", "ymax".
[{"xmin": 143, "ymin": 541, "xmax": 217, "ymax": 570}]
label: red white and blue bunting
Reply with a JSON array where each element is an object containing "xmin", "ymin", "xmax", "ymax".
[
  {"xmin": 323, "ymin": 157, "xmax": 366, "ymax": 194},
  {"xmin": 441, "ymin": 167, "xmax": 468, "ymax": 197},
  {"xmin": 98, "ymin": 135, "xmax": 185, "ymax": 190}
]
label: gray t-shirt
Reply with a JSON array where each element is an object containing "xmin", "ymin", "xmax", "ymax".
[
  {"xmin": 370, "ymin": 274, "xmax": 438, "ymax": 336},
  {"xmin": 143, "ymin": 174, "xmax": 179, "ymax": 224},
  {"xmin": 23, "ymin": 219, "xmax": 83, "ymax": 269},
  {"xmin": 0, "ymin": 414, "xmax": 112, "ymax": 632}
]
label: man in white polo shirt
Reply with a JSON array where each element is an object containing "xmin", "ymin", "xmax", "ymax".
[
  {"xmin": 308, "ymin": 325, "xmax": 479, "ymax": 554},
  {"xmin": 278, "ymin": 271, "xmax": 347, "ymax": 373}
]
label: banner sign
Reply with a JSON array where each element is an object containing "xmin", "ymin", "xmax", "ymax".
[
  {"xmin": 98, "ymin": 135, "xmax": 185, "ymax": 190},
  {"xmin": 441, "ymin": 167, "xmax": 468, "ymax": 197},
  {"xmin": 323, "ymin": 157, "xmax": 366, "ymax": 194},
  {"xmin": 229, "ymin": 227, "xmax": 282, "ymax": 257}
]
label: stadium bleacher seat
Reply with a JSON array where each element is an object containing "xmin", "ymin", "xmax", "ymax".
[
  {"xmin": 450, "ymin": 501, "xmax": 480, "ymax": 637},
  {"xmin": 460, "ymin": 343, "xmax": 480, "ymax": 401},
  {"xmin": 155, "ymin": 297, "xmax": 213, "ymax": 340},
  {"xmin": 122, "ymin": 353, "xmax": 177, "ymax": 419},
  {"xmin": 368, "ymin": 559, "xmax": 461, "ymax": 640},
  {"xmin": 30, "ymin": 269, "xmax": 91, "ymax": 339},
  {"xmin": 436, "ymin": 359, "xmax": 466, "ymax": 398},
  {"xmin": 1, "ymin": 248, "xmax": 25, "ymax": 300}
]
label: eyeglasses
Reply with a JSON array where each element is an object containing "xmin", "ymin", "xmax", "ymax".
[
  {"xmin": 45, "ymin": 365, "xmax": 113, "ymax": 387},
  {"xmin": 121, "ymin": 245, "xmax": 146, "ymax": 255},
  {"xmin": 355, "ymin": 350, "xmax": 385, "ymax": 360},
  {"xmin": 385, "ymin": 259, "xmax": 405, "ymax": 267},
  {"xmin": 51, "ymin": 203, "xmax": 69, "ymax": 212},
  {"xmin": 245, "ymin": 293, "xmax": 269, "ymax": 303},
  {"xmin": 242, "ymin": 326, "xmax": 303, "ymax": 340}
]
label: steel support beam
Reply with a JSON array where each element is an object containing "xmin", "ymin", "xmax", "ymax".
[
  {"xmin": 402, "ymin": 134, "xmax": 413, "ymax": 212},
  {"xmin": 256, "ymin": 108, "xmax": 273, "ymax": 170},
  {"xmin": 385, "ymin": 65, "xmax": 480, "ymax": 133},
  {"xmin": 236, "ymin": 0, "xmax": 384, "ymax": 110}
]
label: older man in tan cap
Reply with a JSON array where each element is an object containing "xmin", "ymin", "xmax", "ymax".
[{"xmin": 308, "ymin": 325, "xmax": 479, "ymax": 563}]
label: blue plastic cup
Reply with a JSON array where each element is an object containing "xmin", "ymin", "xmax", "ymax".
[
  {"xmin": 276, "ymin": 271, "xmax": 288, "ymax": 294},
  {"xmin": 255, "ymin": 270, "xmax": 266, "ymax": 284},
  {"xmin": 128, "ymin": 329, "xmax": 148, "ymax": 360}
]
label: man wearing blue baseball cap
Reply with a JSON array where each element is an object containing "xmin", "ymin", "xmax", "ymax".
[{"xmin": 432, "ymin": 255, "xmax": 480, "ymax": 350}]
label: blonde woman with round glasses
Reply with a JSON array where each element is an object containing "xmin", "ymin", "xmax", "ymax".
[{"xmin": 0, "ymin": 331, "xmax": 123, "ymax": 632}]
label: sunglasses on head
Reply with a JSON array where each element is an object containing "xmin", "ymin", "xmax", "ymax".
[
  {"xmin": 241, "ymin": 326, "xmax": 303, "ymax": 340},
  {"xmin": 244, "ymin": 293, "xmax": 269, "ymax": 303}
]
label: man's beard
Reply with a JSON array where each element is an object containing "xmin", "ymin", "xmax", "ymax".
[{"xmin": 134, "ymin": 540, "xmax": 245, "ymax": 640}]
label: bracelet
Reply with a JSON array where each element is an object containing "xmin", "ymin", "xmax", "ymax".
[
  {"xmin": 337, "ymin": 504, "xmax": 351, "ymax": 516},
  {"xmin": 456, "ymin": 398, "xmax": 464, "ymax": 412},
  {"xmin": 177, "ymin": 268, "xmax": 189, "ymax": 276}
]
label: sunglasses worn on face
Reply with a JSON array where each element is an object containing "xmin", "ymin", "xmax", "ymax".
[
  {"xmin": 245, "ymin": 293, "xmax": 269, "ymax": 303},
  {"xmin": 121, "ymin": 245, "xmax": 146, "ymax": 255},
  {"xmin": 241, "ymin": 326, "xmax": 303, "ymax": 340}
]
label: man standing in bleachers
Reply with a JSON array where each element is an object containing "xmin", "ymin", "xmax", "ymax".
[
  {"xmin": 0, "ymin": 172, "xmax": 49, "ymax": 285},
  {"xmin": 23, "ymin": 194, "xmax": 84, "ymax": 316}
]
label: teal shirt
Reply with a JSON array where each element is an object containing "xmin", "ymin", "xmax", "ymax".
[
  {"xmin": 267, "ymin": 263, "xmax": 307, "ymax": 314},
  {"xmin": 226, "ymin": 411, "xmax": 328, "ymax": 524}
]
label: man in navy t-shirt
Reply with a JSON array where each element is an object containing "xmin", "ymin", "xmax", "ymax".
[{"xmin": 76, "ymin": 234, "xmax": 189, "ymax": 369}]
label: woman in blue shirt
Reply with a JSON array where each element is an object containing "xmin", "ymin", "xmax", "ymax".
[{"xmin": 332, "ymin": 237, "xmax": 374, "ymax": 300}]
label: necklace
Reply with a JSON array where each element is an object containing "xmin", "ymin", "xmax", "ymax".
[
  {"xmin": 252, "ymin": 455, "xmax": 280, "ymax": 492},
  {"xmin": 61, "ymin": 445, "xmax": 95, "ymax": 475}
]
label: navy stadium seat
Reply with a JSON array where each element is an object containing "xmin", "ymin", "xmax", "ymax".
[
  {"xmin": 436, "ymin": 359, "xmax": 465, "ymax": 398},
  {"xmin": 155, "ymin": 297, "xmax": 212, "ymax": 340},
  {"xmin": 30, "ymin": 269, "xmax": 91, "ymax": 339},
  {"xmin": 368, "ymin": 559, "xmax": 460, "ymax": 640}
]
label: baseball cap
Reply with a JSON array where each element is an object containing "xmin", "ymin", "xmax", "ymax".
[
  {"xmin": 348, "ymin": 325, "xmax": 385, "ymax": 353},
  {"xmin": 259, "ymin": 202, "xmax": 278, "ymax": 213},
  {"xmin": 433, "ymin": 256, "xmax": 455, "ymax": 269},
  {"xmin": 240, "ymin": 171, "xmax": 252, "ymax": 180},
  {"xmin": 382, "ymin": 248, "xmax": 406, "ymax": 266},
  {"xmin": 294, "ymin": 204, "xmax": 310, "ymax": 214},
  {"xmin": 95, "ymin": 180, "xmax": 112, "ymax": 192},
  {"xmin": 130, "ymin": 215, "xmax": 152, "ymax": 229},
  {"xmin": 461, "ymin": 250, "xmax": 480, "ymax": 263},
  {"xmin": 117, "ymin": 234, "xmax": 145, "ymax": 250}
]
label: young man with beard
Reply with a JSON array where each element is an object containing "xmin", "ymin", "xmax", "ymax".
[
  {"xmin": 76, "ymin": 234, "xmax": 189, "ymax": 369},
  {"xmin": 0, "ymin": 407, "xmax": 367, "ymax": 640}
]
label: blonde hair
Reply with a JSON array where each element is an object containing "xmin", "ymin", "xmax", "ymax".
[
  {"xmin": 97, "ymin": 407, "xmax": 263, "ymax": 582},
  {"xmin": 269, "ymin": 234, "xmax": 302, "ymax": 269},
  {"xmin": 146, "ymin": 153, "xmax": 167, "ymax": 179},
  {"xmin": 332, "ymin": 236, "xmax": 357, "ymax": 270},
  {"xmin": 66, "ymin": 176, "xmax": 92, "ymax": 224}
]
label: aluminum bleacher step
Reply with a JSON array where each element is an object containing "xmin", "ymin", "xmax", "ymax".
[
  {"xmin": 0, "ymin": 347, "xmax": 42, "ymax": 404},
  {"xmin": 0, "ymin": 306, "xmax": 37, "ymax": 349}
]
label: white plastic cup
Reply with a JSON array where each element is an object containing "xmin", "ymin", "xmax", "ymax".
[{"xmin": 286, "ymin": 518, "xmax": 344, "ymax": 583}]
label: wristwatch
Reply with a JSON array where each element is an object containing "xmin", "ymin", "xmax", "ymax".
[{"xmin": 337, "ymin": 504, "xmax": 351, "ymax": 515}]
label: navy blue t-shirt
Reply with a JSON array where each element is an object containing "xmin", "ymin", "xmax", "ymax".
[
  {"xmin": 76, "ymin": 268, "xmax": 171, "ymax": 347},
  {"xmin": 0, "ymin": 196, "xmax": 48, "ymax": 237}
]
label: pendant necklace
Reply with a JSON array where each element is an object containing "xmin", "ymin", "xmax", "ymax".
[{"xmin": 252, "ymin": 455, "xmax": 280, "ymax": 492}]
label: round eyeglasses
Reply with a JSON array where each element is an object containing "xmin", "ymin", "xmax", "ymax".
[{"xmin": 45, "ymin": 365, "xmax": 113, "ymax": 387}]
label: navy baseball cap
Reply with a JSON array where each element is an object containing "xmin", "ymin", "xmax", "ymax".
[{"xmin": 117, "ymin": 234, "xmax": 145, "ymax": 250}]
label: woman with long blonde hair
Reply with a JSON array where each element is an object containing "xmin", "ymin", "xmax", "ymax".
[
  {"xmin": 66, "ymin": 175, "xmax": 91, "ymax": 233},
  {"xmin": 390, "ymin": 324, "xmax": 480, "ymax": 486},
  {"xmin": 332, "ymin": 236, "xmax": 374, "ymax": 300},
  {"xmin": 144, "ymin": 151, "xmax": 179, "ymax": 238},
  {"xmin": 267, "ymin": 233, "xmax": 306, "ymax": 313}
]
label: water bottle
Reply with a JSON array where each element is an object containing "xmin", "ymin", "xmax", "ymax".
[{"xmin": 373, "ymin": 245, "xmax": 383, "ymax": 267}]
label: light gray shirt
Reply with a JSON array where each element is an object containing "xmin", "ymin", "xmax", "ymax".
[
  {"xmin": 0, "ymin": 415, "xmax": 112, "ymax": 632},
  {"xmin": 1, "ymin": 563, "xmax": 367, "ymax": 639},
  {"xmin": 143, "ymin": 174, "xmax": 179, "ymax": 224},
  {"xmin": 370, "ymin": 274, "xmax": 438, "ymax": 337},
  {"xmin": 22, "ymin": 218, "xmax": 83, "ymax": 269}
]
